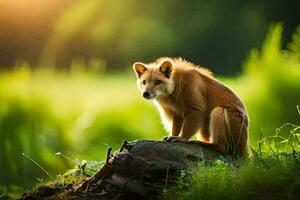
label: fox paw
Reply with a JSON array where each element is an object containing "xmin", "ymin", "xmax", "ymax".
[{"xmin": 163, "ymin": 136, "xmax": 188, "ymax": 143}]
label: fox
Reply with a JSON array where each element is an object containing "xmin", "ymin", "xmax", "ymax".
[{"xmin": 133, "ymin": 57, "xmax": 249, "ymax": 157}]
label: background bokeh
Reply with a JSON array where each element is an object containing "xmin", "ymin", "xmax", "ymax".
[
  {"xmin": 1, "ymin": 0, "xmax": 300, "ymax": 74},
  {"xmin": 0, "ymin": 0, "xmax": 299, "ymax": 195}
]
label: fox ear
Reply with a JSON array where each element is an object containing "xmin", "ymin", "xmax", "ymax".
[
  {"xmin": 133, "ymin": 62, "xmax": 147, "ymax": 78},
  {"xmin": 159, "ymin": 60, "xmax": 173, "ymax": 78}
]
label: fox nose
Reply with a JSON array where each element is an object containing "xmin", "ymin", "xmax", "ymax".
[{"xmin": 143, "ymin": 91, "xmax": 150, "ymax": 98}]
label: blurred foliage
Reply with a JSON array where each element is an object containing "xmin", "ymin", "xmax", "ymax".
[
  {"xmin": 239, "ymin": 24, "xmax": 300, "ymax": 144},
  {"xmin": 39, "ymin": 0, "xmax": 299, "ymax": 74},
  {"xmin": 1, "ymin": 0, "xmax": 300, "ymax": 74},
  {"xmin": 0, "ymin": 69, "xmax": 165, "ymax": 194}
]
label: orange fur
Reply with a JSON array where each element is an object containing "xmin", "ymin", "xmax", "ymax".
[{"xmin": 133, "ymin": 57, "xmax": 249, "ymax": 157}]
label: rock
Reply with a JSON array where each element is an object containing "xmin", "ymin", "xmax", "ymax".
[{"xmin": 20, "ymin": 140, "xmax": 221, "ymax": 200}]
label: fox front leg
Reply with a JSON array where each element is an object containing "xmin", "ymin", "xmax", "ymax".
[
  {"xmin": 180, "ymin": 108, "xmax": 205, "ymax": 140},
  {"xmin": 163, "ymin": 113, "xmax": 186, "ymax": 142},
  {"xmin": 164, "ymin": 109, "xmax": 204, "ymax": 143}
]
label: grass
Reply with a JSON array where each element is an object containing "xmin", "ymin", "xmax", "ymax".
[{"xmin": 161, "ymin": 153, "xmax": 300, "ymax": 200}]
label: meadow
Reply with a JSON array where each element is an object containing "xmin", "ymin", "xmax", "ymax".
[{"xmin": 0, "ymin": 25, "xmax": 300, "ymax": 198}]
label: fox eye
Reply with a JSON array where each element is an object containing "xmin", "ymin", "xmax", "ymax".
[
  {"xmin": 155, "ymin": 80, "xmax": 163, "ymax": 85},
  {"xmin": 142, "ymin": 80, "xmax": 146, "ymax": 85}
]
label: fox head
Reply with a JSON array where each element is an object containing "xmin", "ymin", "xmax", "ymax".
[{"xmin": 133, "ymin": 59, "xmax": 175, "ymax": 100}]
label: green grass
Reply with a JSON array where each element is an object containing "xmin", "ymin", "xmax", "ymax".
[{"xmin": 161, "ymin": 153, "xmax": 300, "ymax": 200}]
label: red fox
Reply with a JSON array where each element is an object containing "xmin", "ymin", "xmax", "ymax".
[{"xmin": 133, "ymin": 57, "xmax": 249, "ymax": 157}]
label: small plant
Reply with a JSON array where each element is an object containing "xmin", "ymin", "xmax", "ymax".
[
  {"xmin": 55, "ymin": 152, "xmax": 104, "ymax": 185},
  {"xmin": 256, "ymin": 105, "xmax": 300, "ymax": 157}
]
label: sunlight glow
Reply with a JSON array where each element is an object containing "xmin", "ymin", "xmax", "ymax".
[{"xmin": 0, "ymin": 0, "xmax": 70, "ymax": 26}]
